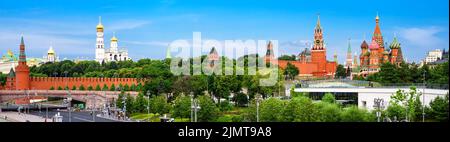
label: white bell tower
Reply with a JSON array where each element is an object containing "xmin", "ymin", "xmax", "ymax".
[{"xmin": 95, "ymin": 16, "xmax": 105, "ymax": 63}]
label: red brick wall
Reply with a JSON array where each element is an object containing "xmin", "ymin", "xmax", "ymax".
[{"xmin": 28, "ymin": 77, "xmax": 141, "ymax": 90}]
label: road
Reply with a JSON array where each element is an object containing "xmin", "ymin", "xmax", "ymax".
[{"xmin": 29, "ymin": 110, "xmax": 119, "ymax": 122}]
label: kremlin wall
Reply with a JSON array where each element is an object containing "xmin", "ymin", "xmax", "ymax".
[
  {"xmin": 5, "ymin": 76, "xmax": 139, "ymax": 90},
  {"xmin": 2, "ymin": 37, "xmax": 140, "ymax": 90}
]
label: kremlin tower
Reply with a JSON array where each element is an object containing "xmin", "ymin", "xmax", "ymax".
[
  {"xmin": 310, "ymin": 14, "xmax": 327, "ymax": 76},
  {"xmin": 265, "ymin": 15, "xmax": 337, "ymax": 78},
  {"xmin": 14, "ymin": 36, "xmax": 30, "ymax": 90},
  {"xmin": 345, "ymin": 38, "xmax": 353, "ymax": 69}
]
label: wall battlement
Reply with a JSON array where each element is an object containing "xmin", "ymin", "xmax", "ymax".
[{"xmin": 4, "ymin": 77, "xmax": 143, "ymax": 90}]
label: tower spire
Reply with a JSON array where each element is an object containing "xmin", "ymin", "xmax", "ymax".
[
  {"xmin": 347, "ymin": 38, "xmax": 352, "ymax": 53},
  {"xmin": 166, "ymin": 44, "xmax": 172, "ymax": 59},
  {"xmin": 20, "ymin": 35, "xmax": 24, "ymax": 45},
  {"xmin": 372, "ymin": 12, "xmax": 384, "ymax": 48},
  {"xmin": 376, "ymin": 11, "xmax": 379, "ymax": 23},
  {"xmin": 19, "ymin": 36, "xmax": 26, "ymax": 62},
  {"xmin": 316, "ymin": 13, "xmax": 321, "ymax": 28}
]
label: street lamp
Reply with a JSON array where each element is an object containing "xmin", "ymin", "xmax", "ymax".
[
  {"xmin": 193, "ymin": 99, "xmax": 200, "ymax": 122},
  {"xmin": 122, "ymin": 92, "xmax": 127, "ymax": 120},
  {"xmin": 255, "ymin": 94, "xmax": 262, "ymax": 122},
  {"xmin": 422, "ymin": 70, "xmax": 426, "ymax": 122},
  {"xmin": 190, "ymin": 92, "xmax": 200, "ymax": 122},
  {"xmin": 373, "ymin": 98, "xmax": 385, "ymax": 122},
  {"xmin": 190, "ymin": 92, "xmax": 194, "ymax": 122},
  {"xmin": 146, "ymin": 91, "xmax": 151, "ymax": 122},
  {"xmin": 67, "ymin": 90, "xmax": 72, "ymax": 122}
]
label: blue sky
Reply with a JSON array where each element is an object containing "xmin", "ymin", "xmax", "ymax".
[{"xmin": 0, "ymin": 0, "xmax": 448, "ymax": 63}]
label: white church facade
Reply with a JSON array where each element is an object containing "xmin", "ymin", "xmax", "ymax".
[{"xmin": 95, "ymin": 17, "xmax": 130, "ymax": 63}]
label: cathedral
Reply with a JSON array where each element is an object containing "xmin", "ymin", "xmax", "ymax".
[
  {"xmin": 358, "ymin": 14, "xmax": 404, "ymax": 77},
  {"xmin": 44, "ymin": 45, "xmax": 59, "ymax": 63},
  {"xmin": 95, "ymin": 17, "xmax": 130, "ymax": 63}
]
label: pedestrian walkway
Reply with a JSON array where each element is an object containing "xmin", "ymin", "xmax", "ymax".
[{"xmin": 0, "ymin": 112, "xmax": 47, "ymax": 122}]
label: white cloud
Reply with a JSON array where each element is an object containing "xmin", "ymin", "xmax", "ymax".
[
  {"xmin": 0, "ymin": 30, "xmax": 92, "ymax": 58},
  {"xmin": 396, "ymin": 26, "xmax": 449, "ymax": 62},
  {"xmin": 398, "ymin": 26, "xmax": 444, "ymax": 48},
  {"xmin": 122, "ymin": 40, "xmax": 169, "ymax": 47},
  {"xmin": 108, "ymin": 20, "xmax": 151, "ymax": 31},
  {"xmin": 281, "ymin": 40, "xmax": 312, "ymax": 48}
]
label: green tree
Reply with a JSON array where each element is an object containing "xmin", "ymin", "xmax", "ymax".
[
  {"xmin": 124, "ymin": 84, "xmax": 130, "ymax": 91},
  {"xmin": 278, "ymin": 55, "xmax": 296, "ymax": 61},
  {"xmin": 95, "ymin": 84, "xmax": 101, "ymax": 91},
  {"xmin": 386, "ymin": 103, "xmax": 406, "ymax": 121},
  {"xmin": 149, "ymin": 95, "xmax": 171, "ymax": 114},
  {"xmin": 197, "ymin": 95, "xmax": 220, "ymax": 122},
  {"xmin": 335, "ymin": 64, "xmax": 346, "ymax": 79},
  {"xmin": 290, "ymin": 86, "xmax": 307, "ymax": 98},
  {"xmin": 260, "ymin": 98, "xmax": 285, "ymax": 122},
  {"xmin": 340, "ymin": 106, "xmax": 374, "ymax": 122},
  {"xmin": 50, "ymin": 86, "xmax": 55, "ymax": 90},
  {"xmin": 232, "ymin": 92, "xmax": 248, "ymax": 107},
  {"xmin": 427, "ymin": 94, "xmax": 449, "ymax": 122},
  {"xmin": 144, "ymin": 77, "xmax": 173, "ymax": 96},
  {"xmin": 87, "ymin": 85, "xmax": 93, "ymax": 91},
  {"xmin": 110, "ymin": 84, "xmax": 116, "ymax": 91},
  {"xmin": 316, "ymin": 102, "xmax": 342, "ymax": 122},
  {"xmin": 321, "ymin": 93, "xmax": 336, "ymax": 104},
  {"xmin": 219, "ymin": 101, "xmax": 233, "ymax": 111},
  {"xmin": 171, "ymin": 95, "xmax": 191, "ymax": 119},
  {"xmin": 130, "ymin": 84, "xmax": 136, "ymax": 91},
  {"xmin": 71, "ymin": 85, "xmax": 77, "ymax": 90},
  {"xmin": 79, "ymin": 84, "xmax": 85, "ymax": 90},
  {"xmin": 390, "ymin": 87, "xmax": 422, "ymax": 121},
  {"xmin": 125, "ymin": 93, "xmax": 135, "ymax": 115},
  {"xmin": 57, "ymin": 86, "xmax": 63, "ymax": 90},
  {"xmin": 281, "ymin": 96, "xmax": 319, "ymax": 122},
  {"xmin": 133, "ymin": 92, "xmax": 147, "ymax": 113},
  {"xmin": 102, "ymin": 84, "xmax": 109, "ymax": 91},
  {"xmin": 116, "ymin": 92, "xmax": 124, "ymax": 109},
  {"xmin": 284, "ymin": 63, "xmax": 299, "ymax": 80}
]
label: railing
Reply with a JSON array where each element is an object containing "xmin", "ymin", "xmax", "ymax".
[{"xmin": 298, "ymin": 79, "xmax": 449, "ymax": 90}]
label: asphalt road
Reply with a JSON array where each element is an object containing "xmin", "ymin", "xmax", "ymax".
[{"xmin": 29, "ymin": 110, "xmax": 119, "ymax": 122}]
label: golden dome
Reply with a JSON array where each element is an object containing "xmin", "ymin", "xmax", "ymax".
[
  {"xmin": 96, "ymin": 23, "xmax": 104, "ymax": 29},
  {"xmin": 111, "ymin": 32, "xmax": 118, "ymax": 42},
  {"xmin": 96, "ymin": 16, "xmax": 104, "ymax": 31},
  {"xmin": 48, "ymin": 46, "xmax": 55, "ymax": 54}
]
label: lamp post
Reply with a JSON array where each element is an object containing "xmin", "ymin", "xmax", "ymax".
[
  {"xmin": 190, "ymin": 92, "xmax": 200, "ymax": 122},
  {"xmin": 67, "ymin": 90, "xmax": 72, "ymax": 122},
  {"xmin": 92, "ymin": 94, "xmax": 96, "ymax": 122},
  {"xmin": 255, "ymin": 94, "xmax": 262, "ymax": 122},
  {"xmin": 146, "ymin": 91, "xmax": 150, "ymax": 122},
  {"xmin": 422, "ymin": 70, "xmax": 426, "ymax": 122},
  {"xmin": 190, "ymin": 92, "xmax": 194, "ymax": 122},
  {"xmin": 373, "ymin": 98, "xmax": 385, "ymax": 122},
  {"xmin": 122, "ymin": 92, "xmax": 127, "ymax": 120},
  {"xmin": 193, "ymin": 99, "xmax": 200, "ymax": 122}
]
